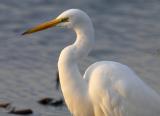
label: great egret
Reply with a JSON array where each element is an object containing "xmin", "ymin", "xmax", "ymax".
[{"xmin": 23, "ymin": 9, "xmax": 160, "ymax": 116}]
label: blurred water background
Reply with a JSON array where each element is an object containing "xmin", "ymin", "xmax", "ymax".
[{"xmin": 0, "ymin": 0, "xmax": 160, "ymax": 115}]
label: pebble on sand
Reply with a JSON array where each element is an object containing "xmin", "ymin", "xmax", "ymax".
[
  {"xmin": 9, "ymin": 107, "xmax": 33, "ymax": 115},
  {"xmin": 0, "ymin": 102, "xmax": 10, "ymax": 108},
  {"xmin": 38, "ymin": 97, "xmax": 64, "ymax": 107}
]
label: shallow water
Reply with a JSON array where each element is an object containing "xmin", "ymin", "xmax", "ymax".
[{"xmin": 0, "ymin": 0, "xmax": 160, "ymax": 115}]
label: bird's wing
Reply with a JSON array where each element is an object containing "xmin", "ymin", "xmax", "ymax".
[
  {"xmin": 83, "ymin": 61, "xmax": 130, "ymax": 115},
  {"xmin": 84, "ymin": 61, "xmax": 160, "ymax": 116},
  {"xmin": 99, "ymin": 79, "xmax": 128, "ymax": 116}
]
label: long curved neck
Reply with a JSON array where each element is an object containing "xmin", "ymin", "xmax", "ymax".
[
  {"xmin": 74, "ymin": 24, "xmax": 94, "ymax": 59},
  {"xmin": 58, "ymin": 22, "xmax": 94, "ymax": 115}
]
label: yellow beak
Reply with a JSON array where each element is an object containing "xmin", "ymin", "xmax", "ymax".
[{"xmin": 22, "ymin": 17, "xmax": 68, "ymax": 35}]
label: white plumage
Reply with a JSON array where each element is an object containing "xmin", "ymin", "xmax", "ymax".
[
  {"xmin": 23, "ymin": 9, "xmax": 160, "ymax": 116},
  {"xmin": 57, "ymin": 9, "xmax": 160, "ymax": 116}
]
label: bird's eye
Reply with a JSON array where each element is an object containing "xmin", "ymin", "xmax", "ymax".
[{"xmin": 61, "ymin": 17, "xmax": 69, "ymax": 22}]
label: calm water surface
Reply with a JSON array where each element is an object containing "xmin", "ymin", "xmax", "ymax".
[{"xmin": 0, "ymin": 0, "xmax": 160, "ymax": 115}]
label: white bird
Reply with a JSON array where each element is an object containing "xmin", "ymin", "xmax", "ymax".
[{"xmin": 23, "ymin": 9, "xmax": 160, "ymax": 116}]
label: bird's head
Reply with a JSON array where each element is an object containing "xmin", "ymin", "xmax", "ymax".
[{"xmin": 22, "ymin": 9, "xmax": 91, "ymax": 35}]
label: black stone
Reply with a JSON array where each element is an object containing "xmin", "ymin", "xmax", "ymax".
[
  {"xmin": 50, "ymin": 99, "xmax": 64, "ymax": 107},
  {"xmin": 0, "ymin": 102, "xmax": 10, "ymax": 108},
  {"xmin": 9, "ymin": 107, "xmax": 33, "ymax": 115},
  {"xmin": 38, "ymin": 97, "xmax": 53, "ymax": 105}
]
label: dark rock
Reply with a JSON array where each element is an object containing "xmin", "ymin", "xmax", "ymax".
[
  {"xmin": 38, "ymin": 97, "xmax": 64, "ymax": 107},
  {"xmin": 38, "ymin": 97, "xmax": 53, "ymax": 105},
  {"xmin": 9, "ymin": 107, "xmax": 33, "ymax": 115},
  {"xmin": 0, "ymin": 102, "xmax": 10, "ymax": 108},
  {"xmin": 50, "ymin": 99, "xmax": 64, "ymax": 107}
]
